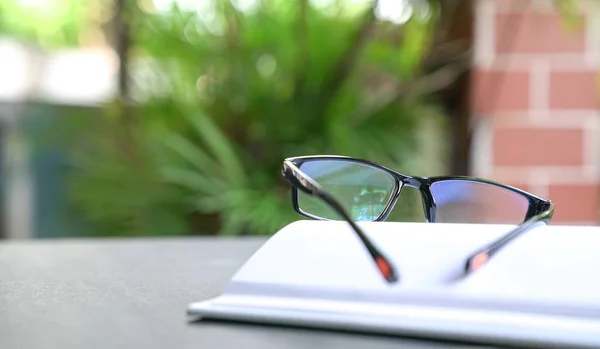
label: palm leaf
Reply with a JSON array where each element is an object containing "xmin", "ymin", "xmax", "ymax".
[
  {"xmin": 162, "ymin": 131, "xmax": 221, "ymax": 174},
  {"xmin": 185, "ymin": 113, "xmax": 247, "ymax": 185}
]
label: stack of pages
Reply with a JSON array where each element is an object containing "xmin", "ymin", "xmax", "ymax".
[{"xmin": 188, "ymin": 220, "xmax": 600, "ymax": 348}]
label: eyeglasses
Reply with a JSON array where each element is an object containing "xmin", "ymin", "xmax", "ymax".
[{"xmin": 282, "ymin": 155, "xmax": 555, "ymax": 284}]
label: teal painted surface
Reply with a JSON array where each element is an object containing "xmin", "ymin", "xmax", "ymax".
[
  {"xmin": 24, "ymin": 104, "xmax": 90, "ymax": 238},
  {"xmin": 0, "ymin": 122, "xmax": 5, "ymax": 239}
]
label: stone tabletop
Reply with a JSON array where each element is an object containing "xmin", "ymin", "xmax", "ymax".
[{"xmin": 0, "ymin": 237, "xmax": 485, "ymax": 349}]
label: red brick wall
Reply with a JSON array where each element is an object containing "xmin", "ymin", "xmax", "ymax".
[{"xmin": 470, "ymin": 0, "xmax": 600, "ymax": 225}]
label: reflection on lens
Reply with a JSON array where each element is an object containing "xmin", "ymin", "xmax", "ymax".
[
  {"xmin": 297, "ymin": 160, "xmax": 396, "ymax": 221},
  {"xmin": 430, "ymin": 180, "xmax": 529, "ymax": 224}
]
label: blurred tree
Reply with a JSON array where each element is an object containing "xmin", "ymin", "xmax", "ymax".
[{"xmin": 117, "ymin": 0, "xmax": 471, "ymax": 235}]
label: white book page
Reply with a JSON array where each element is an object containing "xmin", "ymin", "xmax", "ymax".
[{"xmin": 227, "ymin": 220, "xmax": 600, "ymax": 316}]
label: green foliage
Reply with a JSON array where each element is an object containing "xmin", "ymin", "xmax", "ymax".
[
  {"xmin": 45, "ymin": 104, "xmax": 188, "ymax": 237},
  {"xmin": 117, "ymin": 0, "xmax": 438, "ymax": 235},
  {"xmin": 4, "ymin": 0, "xmax": 451, "ymax": 236},
  {"xmin": 0, "ymin": 0, "xmax": 109, "ymax": 48}
]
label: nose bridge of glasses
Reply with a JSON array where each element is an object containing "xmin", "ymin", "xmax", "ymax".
[
  {"xmin": 398, "ymin": 176, "xmax": 437, "ymax": 222},
  {"xmin": 385, "ymin": 175, "xmax": 437, "ymax": 223},
  {"xmin": 400, "ymin": 176, "xmax": 426, "ymax": 189}
]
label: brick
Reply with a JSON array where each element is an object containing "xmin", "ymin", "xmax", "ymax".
[
  {"xmin": 472, "ymin": 70, "xmax": 530, "ymax": 114},
  {"xmin": 493, "ymin": 128, "xmax": 584, "ymax": 166},
  {"xmin": 495, "ymin": 12, "xmax": 585, "ymax": 53},
  {"xmin": 548, "ymin": 184, "xmax": 599, "ymax": 223},
  {"xmin": 549, "ymin": 71, "xmax": 599, "ymax": 109}
]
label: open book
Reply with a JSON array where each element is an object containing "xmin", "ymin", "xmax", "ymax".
[{"xmin": 188, "ymin": 220, "xmax": 600, "ymax": 348}]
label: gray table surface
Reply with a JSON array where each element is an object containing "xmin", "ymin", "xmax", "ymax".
[{"xmin": 0, "ymin": 237, "xmax": 488, "ymax": 349}]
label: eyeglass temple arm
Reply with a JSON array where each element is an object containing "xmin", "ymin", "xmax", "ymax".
[
  {"xmin": 282, "ymin": 160, "xmax": 399, "ymax": 283},
  {"xmin": 463, "ymin": 203, "xmax": 556, "ymax": 274}
]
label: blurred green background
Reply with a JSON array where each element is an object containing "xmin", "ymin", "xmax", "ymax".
[{"xmin": 0, "ymin": 0, "xmax": 575, "ymax": 238}]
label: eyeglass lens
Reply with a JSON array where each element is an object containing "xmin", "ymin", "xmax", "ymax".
[
  {"xmin": 297, "ymin": 160, "xmax": 530, "ymax": 224},
  {"xmin": 429, "ymin": 180, "xmax": 529, "ymax": 224},
  {"xmin": 297, "ymin": 160, "xmax": 396, "ymax": 221}
]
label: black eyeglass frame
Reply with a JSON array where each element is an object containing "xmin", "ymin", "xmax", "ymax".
[
  {"xmin": 282, "ymin": 155, "xmax": 555, "ymax": 283},
  {"xmin": 288, "ymin": 155, "xmax": 551, "ymax": 224}
]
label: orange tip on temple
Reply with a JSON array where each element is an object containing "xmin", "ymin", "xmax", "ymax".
[
  {"xmin": 375, "ymin": 256, "xmax": 392, "ymax": 280},
  {"xmin": 470, "ymin": 252, "xmax": 490, "ymax": 272}
]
